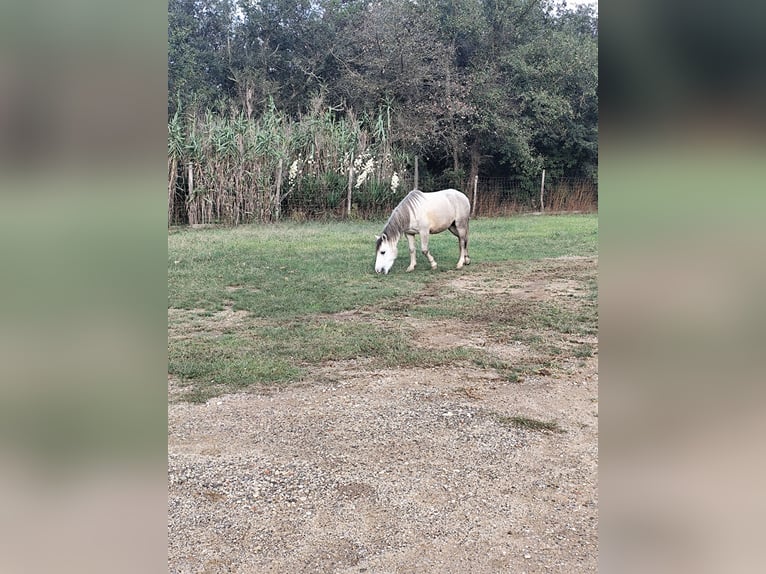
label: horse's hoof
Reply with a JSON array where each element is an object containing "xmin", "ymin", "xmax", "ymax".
[{"xmin": 406, "ymin": 266, "xmax": 415, "ymax": 272}]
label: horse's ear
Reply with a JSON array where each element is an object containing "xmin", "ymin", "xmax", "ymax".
[{"xmin": 375, "ymin": 235, "xmax": 380, "ymax": 240}]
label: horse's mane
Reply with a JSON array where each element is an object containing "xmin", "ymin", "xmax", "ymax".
[{"xmin": 377, "ymin": 190, "xmax": 425, "ymax": 249}]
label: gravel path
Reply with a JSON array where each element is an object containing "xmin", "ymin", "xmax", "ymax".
[{"xmin": 169, "ymin": 357, "xmax": 597, "ymax": 573}]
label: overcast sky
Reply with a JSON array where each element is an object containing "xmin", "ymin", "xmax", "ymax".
[{"xmin": 566, "ymin": 0, "xmax": 598, "ymax": 11}]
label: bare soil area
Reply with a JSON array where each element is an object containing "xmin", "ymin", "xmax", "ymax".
[{"xmin": 168, "ymin": 257, "xmax": 598, "ymax": 573}]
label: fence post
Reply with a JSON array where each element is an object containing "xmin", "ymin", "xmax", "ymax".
[
  {"xmin": 168, "ymin": 156, "xmax": 176, "ymax": 226},
  {"xmin": 274, "ymin": 157, "xmax": 283, "ymax": 221},
  {"xmin": 414, "ymin": 156, "xmax": 419, "ymax": 190},
  {"xmin": 347, "ymin": 164, "xmax": 354, "ymax": 217},
  {"xmin": 188, "ymin": 161, "xmax": 194, "ymax": 198},
  {"xmin": 187, "ymin": 161, "xmax": 194, "ymax": 223},
  {"xmin": 540, "ymin": 169, "xmax": 546, "ymax": 213},
  {"xmin": 472, "ymin": 174, "xmax": 478, "ymax": 217}
]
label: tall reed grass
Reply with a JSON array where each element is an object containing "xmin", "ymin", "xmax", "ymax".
[
  {"xmin": 545, "ymin": 180, "xmax": 598, "ymax": 213},
  {"xmin": 168, "ymin": 97, "xmax": 412, "ymax": 225}
]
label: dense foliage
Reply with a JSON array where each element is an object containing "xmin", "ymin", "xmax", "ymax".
[{"xmin": 169, "ymin": 0, "xmax": 597, "ymax": 223}]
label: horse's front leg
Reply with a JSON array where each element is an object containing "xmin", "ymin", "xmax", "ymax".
[
  {"xmin": 406, "ymin": 234, "xmax": 417, "ymax": 272},
  {"xmin": 420, "ymin": 232, "xmax": 438, "ymax": 270}
]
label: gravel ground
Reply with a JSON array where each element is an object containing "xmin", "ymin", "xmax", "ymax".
[
  {"xmin": 169, "ymin": 362, "xmax": 597, "ymax": 573},
  {"xmin": 169, "ymin": 259, "xmax": 598, "ymax": 573}
]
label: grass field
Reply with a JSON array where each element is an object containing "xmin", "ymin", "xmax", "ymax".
[{"xmin": 168, "ymin": 214, "xmax": 597, "ymax": 402}]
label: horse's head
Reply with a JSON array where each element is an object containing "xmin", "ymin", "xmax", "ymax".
[{"xmin": 374, "ymin": 234, "xmax": 398, "ymax": 274}]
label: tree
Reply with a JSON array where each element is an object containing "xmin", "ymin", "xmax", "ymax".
[
  {"xmin": 168, "ymin": 0, "xmax": 238, "ymax": 116},
  {"xmin": 168, "ymin": 0, "xmax": 598, "ymax": 194},
  {"xmin": 452, "ymin": 0, "xmax": 598, "ymax": 188},
  {"xmin": 229, "ymin": 0, "xmax": 338, "ymax": 117}
]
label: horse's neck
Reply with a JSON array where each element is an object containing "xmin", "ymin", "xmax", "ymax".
[
  {"xmin": 383, "ymin": 206, "xmax": 410, "ymax": 243},
  {"xmin": 381, "ymin": 225, "xmax": 401, "ymax": 245}
]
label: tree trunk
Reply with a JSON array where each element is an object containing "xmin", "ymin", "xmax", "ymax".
[{"xmin": 452, "ymin": 145, "xmax": 460, "ymax": 175}]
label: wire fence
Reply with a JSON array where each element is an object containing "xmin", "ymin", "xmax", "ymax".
[
  {"xmin": 168, "ymin": 169, "xmax": 596, "ymax": 226},
  {"xmin": 469, "ymin": 176, "xmax": 597, "ymax": 216}
]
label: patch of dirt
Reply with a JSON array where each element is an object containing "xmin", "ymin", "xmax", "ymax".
[
  {"xmin": 168, "ymin": 307, "xmax": 251, "ymax": 339},
  {"xmin": 403, "ymin": 317, "xmax": 491, "ymax": 351},
  {"xmin": 168, "ymin": 257, "xmax": 598, "ymax": 573},
  {"xmin": 450, "ymin": 256, "xmax": 596, "ymax": 301}
]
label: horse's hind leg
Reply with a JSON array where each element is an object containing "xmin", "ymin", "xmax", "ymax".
[
  {"xmin": 450, "ymin": 222, "xmax": 470, "ymax": 269},
  {"xmin": 462, "ymin": 227, "xmax": 470, "ymax": 266}
]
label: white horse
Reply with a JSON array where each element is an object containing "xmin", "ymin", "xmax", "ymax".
[{"xmin": 374, "ymin": 188, "xmax": 471, "ymax": 274}]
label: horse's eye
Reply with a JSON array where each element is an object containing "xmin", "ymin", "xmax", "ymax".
[{"xmin": 380, "ymin": 250, "xmax": 386, "ymax": 255}]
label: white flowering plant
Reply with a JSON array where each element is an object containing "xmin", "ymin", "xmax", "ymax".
[
  {"xmin": 288, "ymin": 157, "xmax": 301, "ymax": 190},
  {"xmin": 390, "ymin": 172, "xmax": 400, "ymax": 193},
  {"xmin": 353, "ymin": 151, "xmax": 375, "ymax": 189}
]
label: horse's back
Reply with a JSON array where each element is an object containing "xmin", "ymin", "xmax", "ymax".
[
  {"xmin": 415, "ymin": 188, "xmax": 469, "ymax": 232},
  {"xmin": 429, "ymin": 188, "xmax": 470, "ymax": 217}
]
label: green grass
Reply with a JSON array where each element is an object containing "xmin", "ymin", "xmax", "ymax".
[
  {"xmin": 168, "ymin": 214, "xmax": 597, "ymax": 400},
  {"xmin": 489, "ymin": 412, "xmax": 564, "ymax": 433},
  {"xmin": 169, "ymin": 221, "xmax": 425, "ymax": 316},
  {"xmin": 463, "ymin": 215, "xmax": 598, "ymax": 263},
  {"xmin": 168, "ymin": 215, "xmax": 597, "ymax": 315}
]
